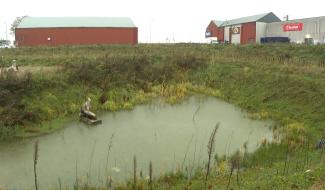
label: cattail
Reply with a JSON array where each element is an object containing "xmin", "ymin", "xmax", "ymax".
[
  {"xmin": 133, "ymin": 155, "xmax": 137, "ymax": 190},
  {"xmin": 149, "ymin": 161, "xmax": 153, "ymax": 188},
  {"xmin": 58, "ymin": 178, "xmax": 62, "ymax": 190},
  {"xmin": 33, "ymin": 140, "xmax": 39, "ymax": 190},
  {"xmin": 75, "ymin": 160, "xmax": 78, "ymax": 189},
  {"xmin": 243, "ymin": 141, "xmax": 248, "ymax": 153}
]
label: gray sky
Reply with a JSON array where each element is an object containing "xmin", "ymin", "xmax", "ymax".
[{"xmin": 1, "ymin": 0, "xmax": 325, "ymax": 43}]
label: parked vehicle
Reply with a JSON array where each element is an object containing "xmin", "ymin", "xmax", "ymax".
[
  {"xmin": 0, "ymin": 40, "xmax": 10, "ymax": 48},
  {"xmin": 261, "ymin": 37, "xmax": 290, "ymax": 43}
]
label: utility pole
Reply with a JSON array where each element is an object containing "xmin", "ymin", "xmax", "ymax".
[
  {"xmin": 149, "ymin": 19, "xmax": 154, "ymax": 43},
  {"xmin": 4, "ymin": 22, "xmax": 8, "ymax": 41},
  {"xmin": 172, "ymin": 33, "xmax": 175, "ymax": 43}
]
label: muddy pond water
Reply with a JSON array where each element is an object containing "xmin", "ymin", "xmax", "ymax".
[{"xmin": 0, "ymin": 96, "xmax": 274, "ymax": 189}]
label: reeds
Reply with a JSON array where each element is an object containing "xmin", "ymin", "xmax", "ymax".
[
  {"xmin": 88, "ymin": 140, "xmax": 97, "ymax": 185},
  {"xmin": 192, "ymin": 105, "xmax": 201, "ymax": 124},
  {"xmin": 105, "ymin": 133, "xmax": 115, "ymax": 189},
  {"xmin": 205, "ymin": 123, "xmax": 220, "ymax": 187},
  {"xmin": 226, "ymin": 150, "xmax": 242, "ymax": 190},
  {"xmin": 105, "ymin": 134, "xmax": 115, "ymax": 172},
  {"xmin": 181, "ymin": 134, "xmax": 194, "ymax": 170}
]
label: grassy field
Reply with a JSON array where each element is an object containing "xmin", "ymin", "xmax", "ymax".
[{"xmin": 0, "ymin": 44, "xmax": 325, "ymax": 189}]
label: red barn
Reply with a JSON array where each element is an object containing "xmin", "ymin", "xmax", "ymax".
[
  {"xmin": 15, "ymin": 17, "xmax": 138, "ymax": 47},
  {"xmin": 206, "ymin": 12, "xmax": 281, "ymax": 44},
  {"xmin": 205, "ymin": 20, "xmax": 224, "ymax": 43}
]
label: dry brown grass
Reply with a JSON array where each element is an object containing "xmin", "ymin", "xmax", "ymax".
[
  {"xmin": 0, "ymin": 65, "xmax": 62, "ymax": 78},
  {"xmin": 18, "ymin": 65, "xmax": 62, "ymax": 75},
  {"xmin": 309, "ymin": 180, "xmax": 325, "ymax": 190}
]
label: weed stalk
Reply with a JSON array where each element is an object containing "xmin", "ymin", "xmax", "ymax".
[{"xmin": 205, "ymin": 123, "xmax": 220, "ymax": 188}]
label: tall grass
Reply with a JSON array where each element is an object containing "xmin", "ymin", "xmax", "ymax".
[
  {"xmin": 0, "ymin": 45, "xmax": 209, "ymax": 140},
  {"xmin": 2, "ymin": 44, "xmax": 325, "ymax": 140}
]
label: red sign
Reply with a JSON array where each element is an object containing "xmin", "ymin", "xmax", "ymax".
[{"xmin": 283, "ymin": 23, "xmax": 303, "ymax": 32}]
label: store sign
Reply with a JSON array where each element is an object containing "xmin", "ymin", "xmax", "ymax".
[
  {"xmin": 231, "ymin": 26, "xmax": 241, "ymax": 34},
  {"xmin": 283, "ymin": 23, "xmax": 303, "ymax": 32}
]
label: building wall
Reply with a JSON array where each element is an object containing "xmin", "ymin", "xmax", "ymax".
[
  {"xmin": 15, "ymin": 27, "xmax": 138, "ymax": 46},
  {"xmin": 231, "ymin": 25, "xmax": 241, "ymax": 44},
  {"xmin": 241, "ymin": 22, "xmax": 256, "ymax": 44},
  {"xmin": 207, "ymin": 15, "xmax": 325, "ymax": 44},
  {"xmin": 206, "ymin": 21, "xmax": 219, "ymax": 38},
  {"xmin": 217, "ymin": 27, "xmax": 225, "ymax": 42},
  {"xmin": 256, "ymin": 22, "xmax": 267, "ymax": 43},
  {"xmin": 265, "ymin": 17, "xmax": 325, "ymax": 43},
  {"xmin": 224, "ymin": 26, "xmax": 230, "ymax": 42}
]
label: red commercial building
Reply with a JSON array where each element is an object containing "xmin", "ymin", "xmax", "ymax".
[
  {"xmin": 205, "ymin": 12, "xmax": 281, "ymax": 44},
  {"xmin": 15, "ymin": 17, "xmax": 138, "ymax": 47}
]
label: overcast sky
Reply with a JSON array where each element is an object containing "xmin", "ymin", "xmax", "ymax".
[{"xmin": 1, "ymin": 0, "xmax": 325, "ymax": 43}]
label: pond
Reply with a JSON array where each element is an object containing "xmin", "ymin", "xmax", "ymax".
[{"xmin": 0, "ymin": 96, "xmax": 274, "ymax": 189}]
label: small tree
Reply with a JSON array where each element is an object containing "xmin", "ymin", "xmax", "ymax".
[{"xmin": 10, "ymin": 16, "xmax": 28, "ymax": 35}]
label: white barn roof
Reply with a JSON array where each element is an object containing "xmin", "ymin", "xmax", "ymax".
[
  {"xmin": 211, "ymin": 12, "xmax": 281, "ymax": 27},
  {"xmin": 17, "ymin": 17, "xmax": 137, "ymax": 29}
]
